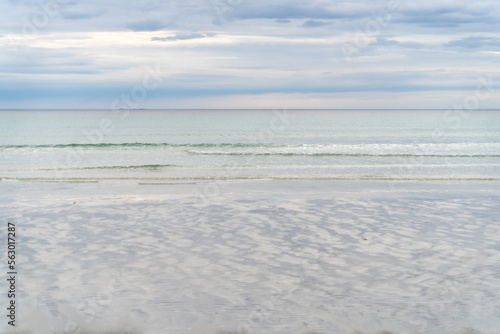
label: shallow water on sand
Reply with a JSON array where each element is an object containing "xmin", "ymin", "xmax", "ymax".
[{"xmin": 1, "ymin": 180, "xmax": 499, "ymax": 334}]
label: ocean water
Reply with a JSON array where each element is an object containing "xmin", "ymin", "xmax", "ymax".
[
  {"xmin": 1, "ymin": 109, "xmax": 499, "ymax": 182},
  {"xmin": 1, "ymin": 110, "xmax": 500, "ymax": 334}
]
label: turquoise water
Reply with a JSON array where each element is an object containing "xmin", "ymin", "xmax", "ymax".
[
  {"xmin": 1, "ymin": 110, "xmax": 500, "ymax": 334},
  {"xmin": 1, "ymin": 109, "xmax": 499, "ymax": 181}
]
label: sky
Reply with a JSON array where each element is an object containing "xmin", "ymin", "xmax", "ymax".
[{"xmin": 1, "ymin": 0, "xmax": 500, "ymax": 109}]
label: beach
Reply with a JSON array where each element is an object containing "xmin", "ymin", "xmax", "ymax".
[
  {"xmin": 1, "ymin": 109, "xmax": 499, "ymax": 333},
  {"xmin": 1, "ymin": 179, "xmax": 499, "ymax": 334},
  {"xmin": 3, "ymin": 0, "xmax": 500, "ymax": 331}
]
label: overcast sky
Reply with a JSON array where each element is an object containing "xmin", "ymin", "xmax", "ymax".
[{"xmin": 1, "ymin": 0, "xmax": 500, "ymax": 109}]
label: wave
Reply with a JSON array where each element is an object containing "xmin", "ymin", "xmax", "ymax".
[
  {"xmin": 3, "ymin": 176, "xmax": 500, "ymax": 182},
  {"xmin": 0, "ymin": 142, "xmax": 274, "ymax": 149},
  {"xmin": 2, "ymin": 142, "xmax": 500, "ymax": 158},
  {"xmin": 186, "ymin": 151, "xmax": 500, "ymax": 158},
  {"xmin": 56, "ymin": 164, "xmax": 180, "ymax": 170}
]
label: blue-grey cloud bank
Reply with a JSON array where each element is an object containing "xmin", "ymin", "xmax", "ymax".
[{"xmin": 1, "ymin": 0, "xmax": 499, "ymax": 108}]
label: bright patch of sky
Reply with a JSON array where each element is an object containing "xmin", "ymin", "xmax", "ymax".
[{"xmin": 1, "ymin": 0, "xmax": 499, "ymax": 108}]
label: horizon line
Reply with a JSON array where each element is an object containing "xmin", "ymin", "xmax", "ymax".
[{"xmin": 1, "ymin": 108, "xmax": 500, "ymax": 111}]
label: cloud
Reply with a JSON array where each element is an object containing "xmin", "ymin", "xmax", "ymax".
[
  {"xmin": 57, "ymin": 1, "xmax": 106, "ymax": 20},
  {"xmin": 375, "ymin": 36, "xmax": 424, "ymax": 49},
  {"xmin": 397, "ymin": 4, "xmax": 499, "ymax": 28},
  {"xmin": 302, "ymin": 20, "xmax": 329, "ymax": 28},
  {"xmin": 126, "ymin": 19, "xmax": 167, "ymax": 32},
  {"xmin": 61, "ymin": 9, "xmax": 104, "ymax": 20},
  {"xmin": 151, "ymin": 32, "xmax": 216, "ymax": 42},
  {"xmin": 444, "ymin": 36, "xmax": 500, "ymax": 49},
  {"xmin": 2, "ymin": 0, "xmax": 500, "ymax": 109},
  {"xmin": 230, "ymin": 2, "xmax": 365, "ymax": 20}
]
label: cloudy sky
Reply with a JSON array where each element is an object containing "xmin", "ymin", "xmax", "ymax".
[{"xmin": 1, "ymin": 0, "xmax": 500, "ymax": 109}]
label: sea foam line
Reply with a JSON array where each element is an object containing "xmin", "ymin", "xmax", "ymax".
[{"xmin": 2, "ymin": 176, "xmax": 500, "ymax": 182}]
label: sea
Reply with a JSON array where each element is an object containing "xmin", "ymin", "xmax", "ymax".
[
  {"xmin": 1, "ymin": 109, "xmax": 500, "ymax": 334},
  {"xmin": 0, "ymin": 109, "xmax": 499, "ymax": 182}
]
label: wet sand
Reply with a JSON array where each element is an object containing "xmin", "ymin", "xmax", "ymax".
[{"xmin": 1, "ymin": 180, "xmax": 499, "ymax": 334}]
